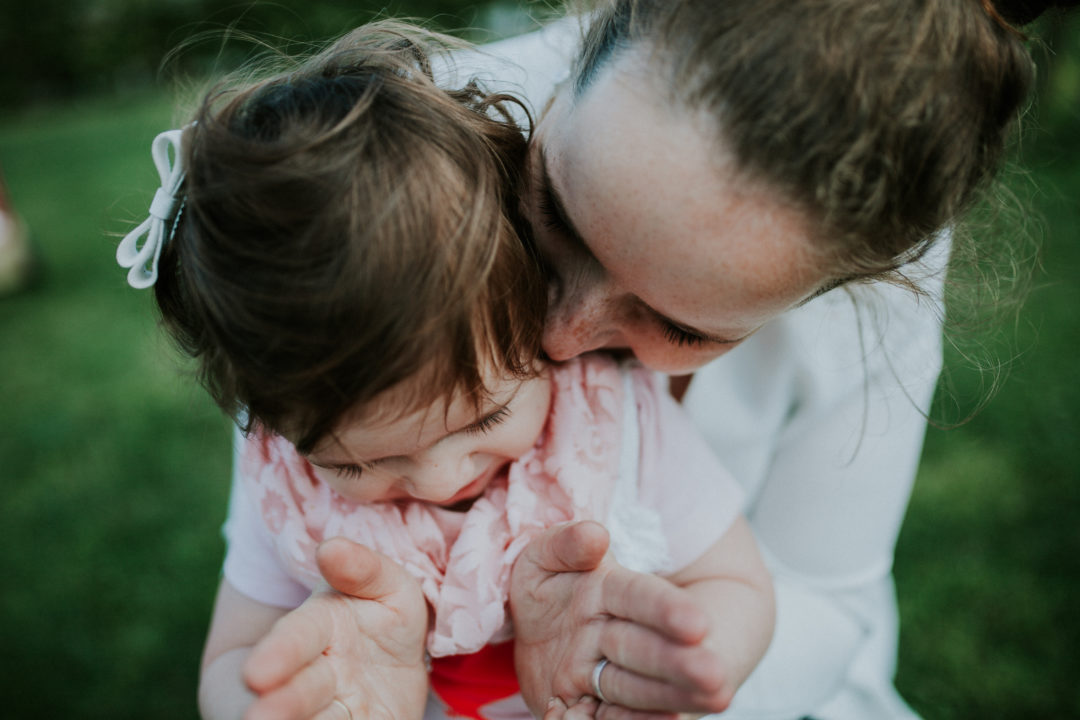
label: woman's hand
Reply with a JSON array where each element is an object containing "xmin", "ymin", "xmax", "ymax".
[
  {"xmin": 510, "ymin": 522, "xmax": 729, "ymax": 719},
  {"xmin": 243, "ymin": 538, "xmax": 430, "ymax": 720}
]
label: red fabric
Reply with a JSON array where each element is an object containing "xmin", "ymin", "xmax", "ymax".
[{"xmin": 429, "ymin": 641, "xmax": 520, "ymax": 719}]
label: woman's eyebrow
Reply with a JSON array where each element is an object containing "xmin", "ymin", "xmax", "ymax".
[
  {"xmin": 540, "ymin": 149, "xmax": 589, "ymax": 248},
  {"xmin": 796, "ymin": 277, "xmax": 850, "ymax": 308}
]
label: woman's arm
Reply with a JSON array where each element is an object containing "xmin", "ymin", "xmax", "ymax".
[
  {"xmin": 682, "ymin": 253, "xmax": 947, "ymax": 719},
  {"xmin": 715, "ymin": 354, "xmax": 935, "ymax": 719}
]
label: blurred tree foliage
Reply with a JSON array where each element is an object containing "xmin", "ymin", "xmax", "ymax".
[
  {"xmin": 1033, "ymin": 12, "xmax": 1080, "ymax": 144},
  {"xmin": 0, "ymin": 0, "xmax": 541, "ymax": 109}
]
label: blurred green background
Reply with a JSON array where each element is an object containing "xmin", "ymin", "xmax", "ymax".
[{"xmin": 0, "ymin": 2, "xmax": 1077, "ymax": 718}]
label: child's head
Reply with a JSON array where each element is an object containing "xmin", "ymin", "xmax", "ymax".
[{"xmin": 151, "ymin": 22, "xmax": 547, "ymax": 454}]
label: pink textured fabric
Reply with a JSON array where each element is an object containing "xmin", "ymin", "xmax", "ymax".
[{"xmin": 239, "ymin": 355, "xmax": 628, "ymax": 657}]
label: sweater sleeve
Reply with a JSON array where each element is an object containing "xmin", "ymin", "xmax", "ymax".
[
  {"xmin": 628, "ymin": 364, "xmax": 746, "ymax": 574},
  {"xmin": 222, "ymin": 427, "xmax": 311, "ymax": 610},
  {"xmin": 684, "ymin": 240, "xmax": 948, "ymax": 718}
]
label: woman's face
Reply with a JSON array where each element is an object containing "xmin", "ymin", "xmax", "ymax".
[{"xmin": 526, "ymin": 55, "xmax": 836, "ymax": 375}]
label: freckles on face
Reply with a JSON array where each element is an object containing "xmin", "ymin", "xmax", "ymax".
[{"xmin": 528, "ymin": 54, "xmax": 832, "ymax": 373}]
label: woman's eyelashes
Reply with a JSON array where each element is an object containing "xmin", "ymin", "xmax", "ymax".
[
  {"xmin": 660, "ymin": 319, "xmax": 710, "ymax": 348},
  {"xmin": 533, "ymin": 172, "xmax": 712, "ymax": 352},
  {"xmin": 537, "ymin": 185, "xmax": 571, "ymax": 236}
]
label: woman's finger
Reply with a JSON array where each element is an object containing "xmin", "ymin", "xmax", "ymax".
[
  {"xmin": 310, "ymin": 697, "xmax": 354, "ymax": 720},
  {"xmin": 563, "ymin": 695, "xmax": 600, "ymax": 720},
  {"xmin": 597, "ymin": 618, "xmax": 724, "ymax": 691},
  {"xmin": 245, "ymin": 607, "xmax": 332, "ymax": 693},
  {"xmin": 592, "ymin": 660, "xmax": 731, "ymax": 716},
  {"xmin": 596, "ymin": 704, "xmax": 678, "ymax": 720},
  {"xmin": 245, "ymin": 654, "xmax": 337, "ymax": 720},
  {"xmin": 518, "ymin": 521, "xmax": 611, "ymax": 575},
  {"xmin": 542, "ymin": 696, "xmax": 570, "ymax": 720},
  {"xmin": 598, "ymin": 567, "xmax": 707, "ymax": 644}
]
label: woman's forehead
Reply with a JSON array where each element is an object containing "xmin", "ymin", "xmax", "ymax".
[{"xmin": 539, "ymin": 68, "xmax": 831, "ymax": 335}]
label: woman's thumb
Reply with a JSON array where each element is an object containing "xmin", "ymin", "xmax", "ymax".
[{"xmin": 524, "ymin": 521, "xmax": 610, "ymax": 574}]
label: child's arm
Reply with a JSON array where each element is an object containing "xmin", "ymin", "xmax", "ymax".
[
  {"xmin": 198, "ymin": 580, "xmax": 283, "ymax": 719},
  {"xmin": 198, "ymin": 582, "xmax": 282, "ymax": 716},
  {"xmin": 198, "ymin": 538, "xmax": 431, "ymax": 720}
]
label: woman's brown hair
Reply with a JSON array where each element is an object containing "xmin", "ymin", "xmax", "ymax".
[
  {"xmin": 571, "ymin": 0, "xmax": 1055, "ymax": 285},
  {"xmin": 154, "ymin": 22, "xmax": 546, "ymax": 453}
]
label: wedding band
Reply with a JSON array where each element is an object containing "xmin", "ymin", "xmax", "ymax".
[
  {"xmin": 332, "ymin": 699, "xmax": 354, "ymax": 720},
  {"xmin": 591, "ymin": 657, "xmax": 610, "ymax": 704}
]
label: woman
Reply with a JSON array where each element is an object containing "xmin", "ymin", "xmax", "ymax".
[{"xmin": 239, "ymin": 1, "xmax": 1067, "ymax": 718}]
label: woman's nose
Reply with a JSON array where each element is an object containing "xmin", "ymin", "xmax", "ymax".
[{"xmin": 542, "ymin": 276, "xmax": 624, "ymax": 362}]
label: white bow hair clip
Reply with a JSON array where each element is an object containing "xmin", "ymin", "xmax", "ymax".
[{"xmin": 117, "ymin": 128, "xmax": 187, "ymax": 289}]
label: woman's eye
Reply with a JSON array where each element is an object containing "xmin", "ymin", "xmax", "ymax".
[
  {"xmin": 467, "ymin": 407, "xmax": 510, "ymax": 435},
  {"xmin": 661, "ymin": 320, "xmax": 709, "ymax": 348},
  {"xmin": 537, "ymin": 192, "xmax": 567, "ymax": 234}
]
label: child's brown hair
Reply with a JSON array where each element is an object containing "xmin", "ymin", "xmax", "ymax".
[{"xmin": 154, "ymin": 22, "xmax": 546, "ymax": 453}]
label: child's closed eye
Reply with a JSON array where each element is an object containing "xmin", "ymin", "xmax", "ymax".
[
  {"xmin": 465, "ymin": 407, "xmax": 510, "ymax": 435},
  {"xmin": 312, "ymin": 460, "xmax": 379, "ymax": 481},
  {"xmin": 336, "ymin": 464, "xmax": 366, "ymax": 481}
]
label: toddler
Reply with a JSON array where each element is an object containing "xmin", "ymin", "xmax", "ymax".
[{"xmin": 118, "ymin": 22, "xmax": 774, "ymax": 720}]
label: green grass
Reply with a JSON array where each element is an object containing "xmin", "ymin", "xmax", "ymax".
[
  {"xmin": 894, "ymin": 125, "xmax": 1080, "ymax": 718},
  {"xmin": 2, "ymin": 73, "xmax": 1079, "ymax": 720},
  {"xmin": 0, "ymin": 95, "xmax": 233, "ymax": 720}
]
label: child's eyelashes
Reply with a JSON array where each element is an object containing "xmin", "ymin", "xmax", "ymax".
[
  {"xmin": 336, "ymin": 463, "xmax": 367, "ymax": 481},
  {"xmin": 466, "ymin": 407, "xmax": 510, "ymax": 435},
  {"xmin": 323, "ymin": 407, "xmax": 511, "ymax": 480},
  {"xmin": 321, "ymin": 459, "xmax": 380, "ymax": 481}
]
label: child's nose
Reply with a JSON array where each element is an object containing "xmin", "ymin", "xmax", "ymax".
[{"xmin": 405, "ymin": 450, "xmax": 472, "ymax": 504}]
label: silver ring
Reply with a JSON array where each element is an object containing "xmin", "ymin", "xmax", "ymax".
[
  {"xmin": 591, "ymin": 657, "xmax": 610, "ymax": 704},
  {"xmin": 332, "ymin": 699, "xmax": 354, "ymax": 720}
]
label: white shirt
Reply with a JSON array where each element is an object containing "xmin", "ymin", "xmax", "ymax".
[{"xmin": 460, "ymin": 17, "xmax": 946, "ymax": 720}]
